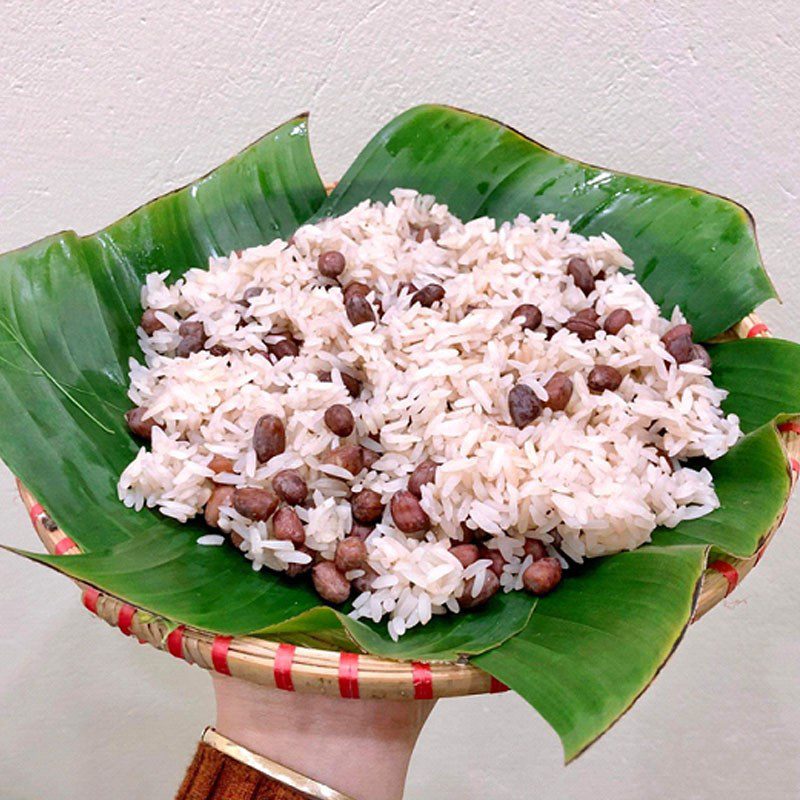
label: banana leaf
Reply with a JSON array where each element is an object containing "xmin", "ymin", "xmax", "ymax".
[
  {"xmin": 320, "ymin": 105, "xmax": 776, "ymax": 342},
  {"xmin": 475, "ymin": 543, "xmax": 709, "ymax": 761},
  {"xmin": 707, "ymin": 337, "xmax": 800, "ymax": 432},
  {"xmin": 2, "ymin": 106, "xmax": 798, "ymax": 759}
]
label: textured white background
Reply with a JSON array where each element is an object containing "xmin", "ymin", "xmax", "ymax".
[{"xmin": 1, "ymin": 1, "xmax": 799, "ymax": 798}]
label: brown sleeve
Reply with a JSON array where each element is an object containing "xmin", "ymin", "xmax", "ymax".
[{"xmin": 176, "ymin": 741, "xmax": 310, "ymax": 800}]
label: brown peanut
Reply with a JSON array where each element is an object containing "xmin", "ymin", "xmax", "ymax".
[
  {"xmin": 125, "ymin": 407, "xmax": 161, "ymax": 439},
  {"xmin": 176, "ymin": 320, "xmax": 205, "ymax": 358},
  {"xmin": 351, "ymin": 489, "xmax": 384, "ymax": 524},
  {"xmin": 345, "ymin": 294, "xmax": 376, "ymax": 326},
  {"xmin": 450, "ymin": 544, "xmax": 480, "ymax": 568},
  {"xmin": 318, "ymin": 250, "xmax": 346, "ymax": 278},
  {"xmin": 604, "ymin": 308, "xmax": 633, "ymax": 335},
  {"xmin": 272, "ymin": 506, "xmax": 306, "ymax": 544},
  {"xmin": 326, "ymin": 444, "xmax": 364, "ymax": 475},
  {"xmin": 567, "ymin": 257, "xmax": 595, "ymax": 295},
  {"xmin": 335, "ymin": 537, "xmax": 368, "ymax": 572},
  {"xmin": 588, "ymin": 365, "xmax": 623, "ymax": 393},
  {"xmin": 508, "ymin": 384, "xmax": 542, "ymax": 428},
  {"xmin": 285, "ymin": 545, "xmax": 314, "ymax": 577},
  {"xmin": 411, "ymin": 284, "xmax": 445, "ymax": 308},
  {"xmin": 522, "ymin": 557, "xmax": 562, "ymax": 595},
  {"xmin": 208, "ymin": 455, "xmax": 236, "ymax": 476},
  {"xmin": 324, "ymin": 404, "xmax": 355, "ymax": 437},
  {"xmin": 544, "ymin": 372, "xmax": 573, "ymax": 412},
  {"xmin": 408, "ymin": 459, "xmax": 438, "ymax": 498},
  {"xmin": 272, "ymin": 469, "xmax": 308, "ymax": 505},
  {"xmin": 390, "ymin": 490, "xmax": 430, "ymax": 533},
  {"xmin": 478, "ymin": 546, "xmax": 506, "ymax": 578},
  {"xmin": 523, "ymin": 539, "xmax": 548, "ymax": 561},
  {"xmin": 312, "ymin": 562, "xmax": 351, "ymax": 604},
  {"xmin": 511, "ymin": 303, "xmax": 542, "ymax": 331},
  {"xmin": 352, "ymin": 565, "xmax": 378, "ymax": 593},
  {"xmin": 253, "ymin": 415, "xmax": 286, "ymax": 463},
  {"xmin": 140, "ymin": 309, "xmax": 165, "ymax": 335},
  {"xmin": 460, "ymin": 570, "xmax": 500, "ymax": 609},
  {"xmin": 232, "ymin": 487, "xmax": 279, "ymax": 521},
  {"xmin": 204, "ymin": 485, "xmax": 235, "ymax": 528}
]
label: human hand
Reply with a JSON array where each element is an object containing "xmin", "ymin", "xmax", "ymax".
[{"xmin": 212, "ymin": 674, "xmax": 436, "ymax": 800}]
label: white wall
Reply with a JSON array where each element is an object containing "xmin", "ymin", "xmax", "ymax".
[{"xmin": 1, "ymin": 1, "xmax": 799, "ymax": 797}]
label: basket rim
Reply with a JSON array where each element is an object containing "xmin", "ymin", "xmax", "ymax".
[{"xmin": 17, "ymin": 312, "xmax": 799, "ymax": 700}]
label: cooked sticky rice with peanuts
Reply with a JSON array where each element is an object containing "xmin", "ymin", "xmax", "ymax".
[{"xmin": 118, "ymin": 189, "xmax": 740, "ymax": 639}]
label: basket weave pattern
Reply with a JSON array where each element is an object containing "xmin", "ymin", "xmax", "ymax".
[{"xmin": 18, "ymin": 313, "xmax": 799, "ymax": 699}]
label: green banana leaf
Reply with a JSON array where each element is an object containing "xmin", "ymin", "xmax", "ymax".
[
  {"xmin": 0, "ymin": 114, "xmax": 327, "ymax": 551},
  {"xmin": 2, "ymin": 105, "xmax": 798, "ymax": 760},
  {"xmin": 476, "ymin": 544, "xmax": 709, "ymax": 761},
  {"xmin": 19, "ymin": 540, "xmax": 536, "ymax": 659},
  {"xmin": 320, "ymin": 105, "xmax": 776, "ymax": 341},
  {"xmin": 707, "ymin": 337, "xmax": 800, "ymax": 432}
]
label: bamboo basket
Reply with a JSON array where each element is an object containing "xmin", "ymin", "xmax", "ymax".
[{"xmin": 18, "ymin": 312, "xmax": 799, "ymax": 700}]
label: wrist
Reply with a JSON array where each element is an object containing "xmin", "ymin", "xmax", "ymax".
[{"xmin": 212, "ymin": 674, "xmax": 434, "ymax": 800}]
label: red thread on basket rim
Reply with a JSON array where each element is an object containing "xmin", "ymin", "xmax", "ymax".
[
  {"xmin": 54, "ymin": 536, "xmax": 77, "ymax": 555},
  {"xmin": 747, "ymin": 323, "xmax": 769, "ymax": 338},
  {"xmin": 778, "ymin": 421, "xmax": 800, "ymax": 435},
  {"xmin": 412, "ymin": 662, "xmax": 434, "ymax": 700},
  {"xmin": 708, "ymin": 560, "xmax": 739, "ymax": 596},
  {"xmin": 338, "ymin": 652, "xmax": 360, "ymax": 699},
  {"xmin": 117, "ymin": 604, "xmax": 136, "ymax": 636},
  {"xmin": 82, "ymin": 587, "xmax": 100, "ymax": 615},
  {"xmin": 211, "ymin": 635, "xmax": 232, "ymax": 675},
  {"xmin": 490, "ymin": 676, "xmax": 509, "ymax": 694},
  {"xmin": 167, "ymin": 626, "xmax": 185, "ymax": 659},
  {"xmin": 274, "ymin": 644, "xmax": 296, "ymax": 691},
  {"xmin": 28, "ymin": 502, "xmax": 44, "ymax": 526}
]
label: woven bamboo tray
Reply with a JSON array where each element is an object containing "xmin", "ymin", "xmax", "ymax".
[{"xmin": 18, "ymin": 313, "xmax": 799, "ymax": 700}]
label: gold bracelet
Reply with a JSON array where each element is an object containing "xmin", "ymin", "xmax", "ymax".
[{"xmin": 201, "ymin": 727, "xmax": 355, "ymax": 800}]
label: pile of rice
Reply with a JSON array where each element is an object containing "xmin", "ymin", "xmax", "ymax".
[{"xmin": 118, "ymin": 189, "xmax": 741, "ymax": 639}]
